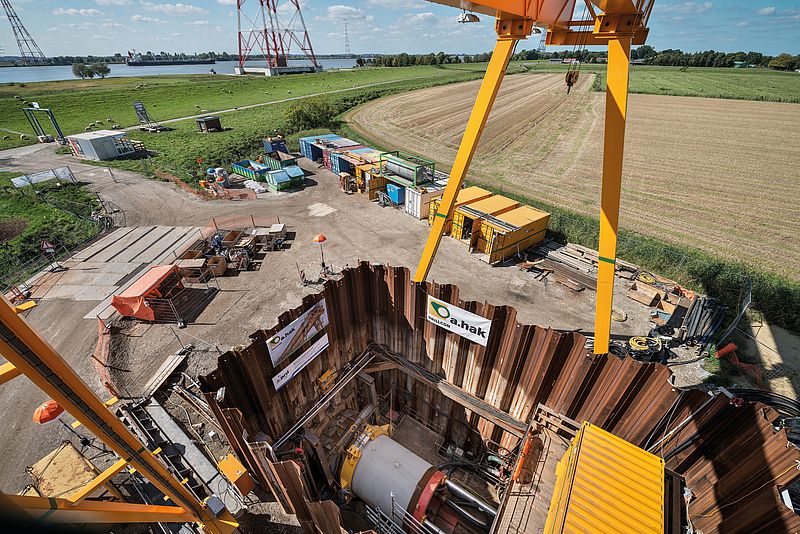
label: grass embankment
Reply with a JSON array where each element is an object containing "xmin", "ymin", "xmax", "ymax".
[
  {"xmin": 517, "ymin": 61, "xmax": 800, "ymax": 103},
  {"xmin": 97, "ymin": 65, "xmax": 513, "ymax": 179},
  {"xmin": 0, "ymin": 172, "xmax": 101, "ymax": 287},
  {"xmin": 0, "ymin": 65, "xmax": 487, "ymax": 151},
  {"xmin": 336, "ymin": 123, "xmax": 800, "ymax": 336}
]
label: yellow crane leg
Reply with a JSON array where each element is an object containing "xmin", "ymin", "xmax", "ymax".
[
  {"xmin": 3, "ymin": 494, "xmax": 197, "ymax": 524},
  {"xmin": 0, "ymin": 295, "xmax": 237, "ymax": 534},
  {"xmin": 413, "ymin": 36, "xmax": 516, "ymax": 283},
  {"xmin": 593, "ymin": 36, "xmax": 632, "ymax": 355},
  {"xmin": 0, "ymin": 361, "xmax": 21, "ymax": 385},
  {"xmin": 67, "ymin": 457, "xmax": 128, "ymax": 505}
]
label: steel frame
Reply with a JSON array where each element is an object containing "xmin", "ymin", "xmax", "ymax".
[
  {"xmin": 0, "ymin": 295, "xmax": 237, "ymax": 533},
  {"xmin": 413, "ymin": 1, "xmax": 654, "ymax": 355},
  {"xmin": 236, "ymin": 0, "xmax": 318, "ymax": 69}
]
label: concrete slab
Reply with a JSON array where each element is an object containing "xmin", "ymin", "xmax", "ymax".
[
  {"xmin": 114, "ymin": 226, "xmax": 174, "ymax": 263},
  {"xmin": 132, "ymin": 226, "xmax": 194, "ymax": 263},
  {"xmin": 90, "ymin": 226, "xmax": 156, "ymax": 263},
  {"xmin": 43, "ymin": 284, "xmax": 118, "ymax": 301},
  {"xmin": 72, "ymin": 227, "xmax": 135, "ymax": 261}
]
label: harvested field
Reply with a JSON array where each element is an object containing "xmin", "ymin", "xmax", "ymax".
[{"xmin": 345, "ymin": 72, "xmax": 800, "ymax": 280}]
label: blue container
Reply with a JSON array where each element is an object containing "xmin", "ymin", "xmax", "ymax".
[
  {"xmin": 263, "ymin": 138, "xmax": 288, "ymax": 153},
  {"xmin": 386, "ymin": 183, "xmax": 405, "ymax": 205}
]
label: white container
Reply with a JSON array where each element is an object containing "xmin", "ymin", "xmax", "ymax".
[{"xmin": 405, "ymin": 187, "xmax": 443, "ymax": 220}]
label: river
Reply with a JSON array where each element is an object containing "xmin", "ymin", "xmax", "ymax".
[{"xmin": 0, "ymin": 58, "xmax": 358, "ymax": 84}]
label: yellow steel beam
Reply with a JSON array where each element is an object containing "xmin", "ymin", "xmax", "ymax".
[
  {"xmin": 67, "ymin": 457, "xmax": 128, "ymax": 505},
  {"xmin": 0, "ymin": 295, "xmax": 237, "ymax": 534},
  {"xmin": 0, "ymin": 361, "xmax": 21, "ymax": 385},
  {"xmin": 5, "ymin": 494, "xmax": 197, "ymax": 524},
  {"xmin": 593, "ymin": 35, "xmax": 632, "ymax": 355},
  {"xmin": 413, "ymin": 36, "xmax": 517, "ymax": 282}
]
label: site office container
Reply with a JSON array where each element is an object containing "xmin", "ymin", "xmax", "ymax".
[
  {"xmin": 428, "ymin": 186, "xmax": 493, "ymax": 230},
  {"xmin": 405, "ymin": 186, "xmax": 444, "ymax": 220},
  {"xmin": 451, "ymin": 195, "xmax": 519, "ymax": 247},
  {"xmin": 474, "ymin": 205, "xmax": 550, "ymax": 264},
  {"xmin": 263, "ymin": 151, "xmax": 298, "ymax": 170}
]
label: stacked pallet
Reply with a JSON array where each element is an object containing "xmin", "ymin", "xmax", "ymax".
[{"xmin": 520, "ymin": 240, "xmax": 640, "ymax": 292}]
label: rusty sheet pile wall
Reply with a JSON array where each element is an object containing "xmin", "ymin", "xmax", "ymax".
[{"xmin": 200, "ymin": 262, "xmax": 800, "ymax": 533}]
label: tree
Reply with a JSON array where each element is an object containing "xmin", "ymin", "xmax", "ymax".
[
  {"xmin": 768, "ymin": 53, "xmax": 797, "ymax": 71},
  {"xmin": 72, "ymin": 63, "xmax": 93, "ymax": 79},
  {"xmin": 90, "ymin": 62, "xmax": 110, "ymax": 79},
  {"xmin": 356, "ymin": 57, "xmax": 365, "ymax": 67},
  {"xmin": 285, "ymin": 97, "xmax": 336, "ymax": 131}
]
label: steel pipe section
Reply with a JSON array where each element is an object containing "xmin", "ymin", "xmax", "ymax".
[{"xmin": 349, "ymin": 434, "xmax": 443, "ymax": 520}]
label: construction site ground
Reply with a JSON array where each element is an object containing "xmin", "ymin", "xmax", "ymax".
[{"xmin": 1, "ymin": 142, "xmax": 798, "ymax": 525}]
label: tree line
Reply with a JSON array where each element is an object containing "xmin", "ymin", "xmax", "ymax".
[{"xmin": 357, "ymin": 46, "xmax": 800, "ymax": 70}]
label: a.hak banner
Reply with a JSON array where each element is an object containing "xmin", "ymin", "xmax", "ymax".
[{"xmin": 425, "ymin": 295, "xmax": 492, "ymax": 347}]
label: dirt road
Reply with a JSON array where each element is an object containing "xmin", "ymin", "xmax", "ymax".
[{"xmin": 345, "ymin": 72, "xmax": 800, "ymax": 280}]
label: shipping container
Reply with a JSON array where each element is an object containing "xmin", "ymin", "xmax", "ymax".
[
  {"xmin": 298, "ymin": 133, "xmax": 339, "ymax": 161},
  {"xmin": 451, "ymin": 195, "xmax": 519, "ymax": 244},
  {"xmin": 428, "ymin": 186, "xmax": 492, "ymax": 229},
  {"xmin": 386, "ymin": 183, "xmax": 405, "ymax": 205},
  {"xmin": 405, "ymin": 186, "xmax": 444, "ymax": 220},
  {"xmin": 474, "ymin": 205, "xmax": 550, "ymax": 264}
]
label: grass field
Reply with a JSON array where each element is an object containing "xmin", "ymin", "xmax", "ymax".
[
  {"xmin": 344, "ymin": 72, "xmax": 800, "ymax": 282},
  {"xmin": 89, "ymin": 67, "xmax": 496, "ymax": 180},
  {"xmin": 516, "ymin": 62, "xmax": 800, "ymax": 102},
  {"xmin": 0, "ymin": 65, "xmax": 490, "ymax": 151},
  {"xmin": 0, "ymin": 171, "xmax": 101, "ymax": 287}
]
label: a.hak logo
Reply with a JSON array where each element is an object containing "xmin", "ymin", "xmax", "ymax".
[
  {"xmin": 268, "ymin": 326, "xmax": 296, "ymax": 348},
  {"xmin": 427, "ymin": 298, "xmax": 488, "ymax": 341},
  {"xmin": 430, "ymin": 300, "xmax": 451, "ymax": 319}
]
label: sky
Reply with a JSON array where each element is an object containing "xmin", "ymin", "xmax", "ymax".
[{"xmin": 2, "ymin": 1, "xmax": 798, "ymax": 58}]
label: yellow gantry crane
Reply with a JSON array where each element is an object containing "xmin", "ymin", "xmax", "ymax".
[{"xmin": 414, "ymin": 0, "xmax": 654, "ymax": 355}]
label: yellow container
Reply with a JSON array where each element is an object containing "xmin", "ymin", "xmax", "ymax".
[
  {"xmin": 475, "ymin": 205, "xmax": 550, "ymax": 264},
  {"xmin": 451, "ymin": 194, "xmax": 519, "ymax": 241},
  {"xmin": 428, "ymin": 186, "xmax": 493, "ymax": 230}
]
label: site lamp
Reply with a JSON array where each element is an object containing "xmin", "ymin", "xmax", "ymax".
[
  {"xmin": 313, "ymin": 233, "xmax": 327, "ymax": 266},
  {"xmin": 313, "ymin": 234, "xmax": 327, "ymax": 268},
  {"xmin": 32, "ymin": 399, "xmax": 64, "ymax": 424}
]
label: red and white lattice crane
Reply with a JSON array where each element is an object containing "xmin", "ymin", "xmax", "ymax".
[{"xmin": 236, "ymin": 0, "xmax": 319, "ymax": 71}]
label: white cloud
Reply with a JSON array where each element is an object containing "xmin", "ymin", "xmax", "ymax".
[
  {"xmin": 131, "ymin": 14, "xmax": 166, "ymax": 23},
  {"xmin": 53, "ymin": 8, "xmax": 103, "ymax": 16},
  {"xmin": 186, "ymin": 20, "xmax": 209, "ymax": 25},
  {"xmin": 657, "ymin": 2, "xmax": 712, "ymax": 14},
  {"xmin": 757, "ymin": 6, "xmax": 776, "ymax": 16},
  {"xmin": 141, "ymin": 2, "xmax": 208, "ymax": 15},
  {"xmin": 409, "ymin": 12, "xmax": 436, "ymax": 23},
  {"xmin": 216, "ymin": 0, "xmax": 235, "ymax": 4},
  {"xmin": 325, "ymin": 5, "xmax": 373, "ymax": 22},
  {"xmin": 101, "ymin": 21, "xmax": 130, "ymax": 29},
  {"xmin": 95, "ymin": 0, "xmax": 130, "ymax": 5}
]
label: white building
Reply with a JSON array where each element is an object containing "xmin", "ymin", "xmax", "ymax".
[{"xmin": 66, "ymin": 130, "xmax": 136, "ymax": 161}]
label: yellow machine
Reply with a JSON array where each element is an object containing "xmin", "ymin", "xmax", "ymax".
[{"xmin": 414, "ymin": 0, "xmax": 654, "ymax": 355}]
